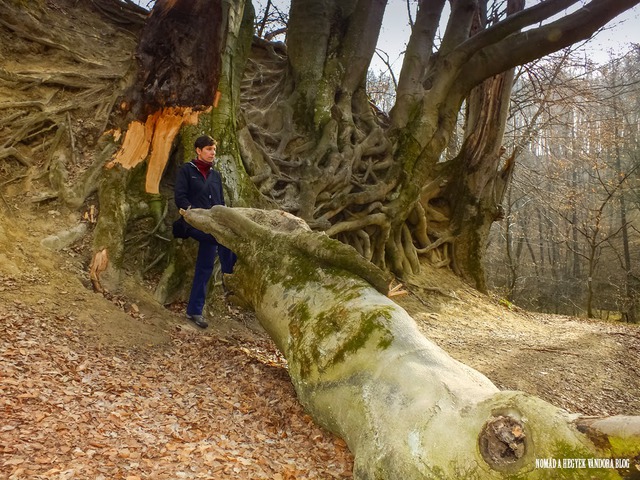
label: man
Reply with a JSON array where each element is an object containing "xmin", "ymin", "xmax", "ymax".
[{"xmin": 173, "ymin": 135, "xmax": 235, "ymax": 328}]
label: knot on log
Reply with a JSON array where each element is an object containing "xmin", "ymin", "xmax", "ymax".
[{"xmin": 479, "ymin": 415, "xmax": 527, "ymax": 472}]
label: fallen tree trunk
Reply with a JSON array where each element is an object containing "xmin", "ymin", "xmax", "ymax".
[{"xmin": 183, "ymin": 206, "xmax": 640, "ymax": 479}]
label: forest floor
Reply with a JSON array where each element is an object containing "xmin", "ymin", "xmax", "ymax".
[{"xmin": 1, "ymin": 201, "xmax": 640, "ymax": 479}]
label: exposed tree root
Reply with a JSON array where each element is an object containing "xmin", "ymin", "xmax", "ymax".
[
  {"xmin": 239, "ymin": 39, "xmax": 455, "ymax": 278},
  {"xmin": 90, "ymin": 0, "xmax": 148, "ymax": 27},
  {"xmin": 0, "ymin": 0, "xmax": 138, "ymax": 210}
]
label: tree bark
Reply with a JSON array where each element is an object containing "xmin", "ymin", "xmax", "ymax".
[
  {"xmin": 445, "ymin": 70, "xmax": 517, "ymax": 291},
  {"xmin": 612, "ymin": 80, "xmax": 637, "ymax": 323},
  {"xmin": 129, "ymin": 0, "xmax": 225, "ymax": 118}
]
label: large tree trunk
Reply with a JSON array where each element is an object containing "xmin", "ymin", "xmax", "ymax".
[
  {"xmin": 183, "ymin": 205, "xmax": 640, "ymax": 479},
  {"xmin": 88, "ymin": 0, "xmax": 245, "ymax": 294},
  {"xmin": 445, "ymin": 70, "xmax": 516, "ymax": 291}
]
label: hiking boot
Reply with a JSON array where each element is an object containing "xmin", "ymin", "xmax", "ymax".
[{"xmin": 186, "ymin": 314, "xmax": 208, "ymax": 329}]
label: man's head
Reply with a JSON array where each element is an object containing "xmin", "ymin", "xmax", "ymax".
[{"xmin": 194, "ymin": 135, "xmax": 217, "ymax": 164}]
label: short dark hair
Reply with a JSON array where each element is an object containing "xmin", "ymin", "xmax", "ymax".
[{"xmin": 194, "ymin": 135, "xmax": 216, "ymax": 150}]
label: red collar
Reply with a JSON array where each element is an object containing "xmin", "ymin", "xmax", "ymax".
[{"xmin": 193, "ymin": 158, "xmax": 212, "ymax": 179}]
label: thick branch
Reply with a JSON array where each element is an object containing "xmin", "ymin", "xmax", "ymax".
[
  {"xmin": 182, "ymin": 207, "xmax": 392, "ymax": 294},
  {"xmin": 575, "ymin": 416, "xmax": 640, "ymax": 457},
  {"xmin": 338, "ymin": 0, "xmax": 387, "ymax": 94},
  {"xmin": 391, "ymin": 0, "xmax": 446, "ymax": 129},
  {"xmin": 286, "ymin": 0, "xmax": 332, "ymax": 119},
  {"xmin": 459, "ymin": 0, "xmax": 640, "ymax": 93},
  {"xmin": 439, "ymin": 0, "xmax": 476, "ymax": 55},
  {"xmin": 457, "ymin": 0, "xmax": 582, "ymax": 57}
]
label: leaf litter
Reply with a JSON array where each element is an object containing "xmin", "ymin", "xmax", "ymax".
[{"xmin": 0, "ymin": 305, "xmax": 353, "ymax": 479}]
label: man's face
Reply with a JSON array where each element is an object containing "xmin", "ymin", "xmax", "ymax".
[{"xmin": 197, "ymin": 144, "xmax": 216, "ymax": 163}]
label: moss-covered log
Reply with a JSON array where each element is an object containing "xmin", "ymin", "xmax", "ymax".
[{"xmin": 183, "ymin": 206, "xmax": 640, "ymax": 479}]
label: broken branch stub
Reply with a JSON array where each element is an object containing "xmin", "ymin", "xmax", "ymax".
[{"xmin": 182, "ymin": 206, "xmax": 640, "ymax": 479}]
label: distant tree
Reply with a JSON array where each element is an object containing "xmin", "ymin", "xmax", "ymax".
[
  {"xmin": 366, "ymin": 69, "xmax": 395, "ymax": 113},
  {"xmin": 254, "ymin": 0, "xmax": 288, "ymax": 40},
  {"xmin": 487, "ymin": 48, "xmax": 640, "ymax": 320},
  {"xmin": 488, "ymin": 51, "xmax": 575, "ymax": 301}
]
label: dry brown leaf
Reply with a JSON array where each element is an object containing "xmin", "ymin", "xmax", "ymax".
[{"xmin": 1, "ymin": 307, "xmax": 354, "ymax": 480}]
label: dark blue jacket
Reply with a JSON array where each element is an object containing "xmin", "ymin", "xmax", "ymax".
[
  {"xmin": 173, "ymin": 160, "xmax": 236, "ymax": 296},
  {"xmin": 175, "ymin": 161, "xmax": 225, "ymax": 211}
]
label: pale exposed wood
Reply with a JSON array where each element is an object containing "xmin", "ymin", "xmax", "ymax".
[
  {"xmin": 107, "ymin": 106, "xmax": 203, "ymax": 193},
  {"xmin": 89, "ymin": 248, "xmax": 109, "ymax": 293},
  {"xmin": 106, "ymin": 117, "xmax": 154, "ymax": 170},
  {"xmin": 145, "ymin": 107, "xmax": 197, "ymax": 194},
  {"xmin": 388, "ymin": 282, "xmax": 408, "ymax": 298}
]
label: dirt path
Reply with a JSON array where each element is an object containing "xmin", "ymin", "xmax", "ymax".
[{"xmin": 399, "ymin": 269, "xmax": 640, "ymax": 417}]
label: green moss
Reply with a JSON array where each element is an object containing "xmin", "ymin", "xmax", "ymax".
[
  {"xmin": 279, "ymin": 252, "xmax": 324, "ymax": 291},
  {"xmin": 603, "ymin": 436, "xmax": 640, "ymax": 459},
  {"xmin": 331, "ymin": 308, "xmax": 394, "ymax": 364},
  {"xmin": 307, "ymin": 304, "xmax": 394, "ymax": 375},
  {"xmin": 286, "ymin": 289, "xmax": 396, "ymax": 381},
  {"xmin": 313, "ymin": 307, "xmax": 343, "ymax": 338},
  {"xmin": 290, "ymin": 302, "xmax": 312, "ymax": 325},
  {"xmin": 288, "ymin": 302, "xmax": 312, "ymax": 379},
  {"xmin": 127, "ymin": 160, "xmax": 147, "ymax": 189},
  {"xmin": 147, "ymin": 194, "xmax": 164, "ymax": 224},
  {"xmin": 93, "ymin": 165, "xmax": 130, "ymax": 268}
]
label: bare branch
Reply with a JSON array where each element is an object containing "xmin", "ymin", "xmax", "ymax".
[
  {"xmin": 458, "ymin": 0, "xmax": 640, "ymax": 94},
  {"xmin": 459, "ymin": 0, "xmax": 582, "ymax": 57},
  {"xmin": 373, "ymin": 49, "xmax": 398, "ymax": 89},
  {"xmin": 391, "ymin": 0, "xmax": 446, "ymax": 128},
  {"xmin": 406, "ymin": 0, "xmax": 414, "ymax": 27}
]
